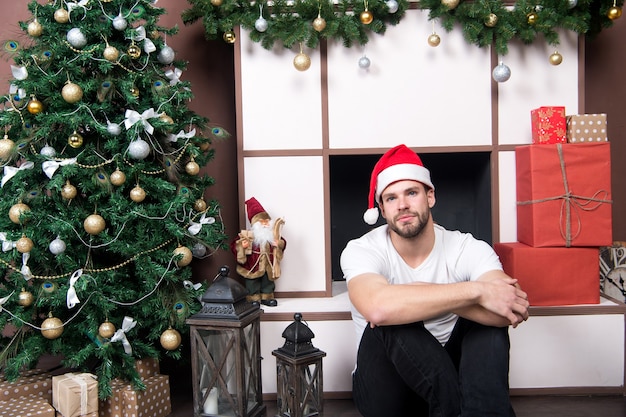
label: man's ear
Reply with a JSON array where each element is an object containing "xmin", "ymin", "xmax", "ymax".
[{"xmin": 428, "ymin": 189, "xmax": 436, "ymax": 209}]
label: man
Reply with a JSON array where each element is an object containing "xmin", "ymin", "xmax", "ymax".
[
  {"xmin": 340, "ymin": 144, "xmax": 529, "ymax": 417},
  {"xmin": 231, "ymin": 197, "xmax": 285, "ymax": 306}
]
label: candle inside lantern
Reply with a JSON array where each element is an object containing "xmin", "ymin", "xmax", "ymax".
[{"xmin": 202, "ymin": 387, "xmax": 218, "ymax": 414}]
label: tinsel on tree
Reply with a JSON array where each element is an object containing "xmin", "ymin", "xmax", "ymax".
[{"xmin": 0, "ymin": 0, "xmax": 228, "ymax": 397}]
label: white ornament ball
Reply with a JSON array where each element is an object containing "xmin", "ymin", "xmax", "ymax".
[
  {"xmin": 40, "ymin": 145, "xmax": 56, "ymax": 157},
  {"xmin": 192, "ymin": 243, "xmax": 207, "ymax": 258},
  {"xmin": 128, "ymin": 139, "xmax": 151, "ymax": 160},
  {"xmin": 107, "ymin": 122, "xmax": 122, "ymax": 136},
  {"xmin": 49, "ymin": 237, "xmax": 66, "ymax": 255},
  {"xmin": 113, "ymin": 14, "xmax": 128, "ymax": 31},
  {"xmin": 157, "ymin": 46, "xmax": 175, "ymax": 64},
  {"xmin": 67, "ymin": 28, "xmax": 87, "ymax": 49},
  {"xmin": 386, "ymin": 0, "xmax": 399, "ymax": 13},
  {"xmin": 492, "ymin": 62, "xmax": 511, "ymax": 83},
  {"xmin": 568, "ymin": 0, "xmax": 578, "ymax": 8},
  {"xmin": 255, "ymin": 17, "xmax": 268, "ymax": 32},
  {"xmin": 358, "ymin": 56, "xmax": 371, "ymax": 69}
]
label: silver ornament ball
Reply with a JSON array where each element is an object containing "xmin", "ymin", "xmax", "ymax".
[
  {"xmin": 255, "ymin": 17, "xmax": 268, "ymax": 32},
  {"xmin": 67, "ymin": 28, "xmax": 87, "ymax": 49},
  {"xmin": 157, "ymin": 46, "xmax": 175, "ymax": 65},
  {"xmin": 568, "ymin": 0, "xmax": 578, "ymax": 8},
  {"xmin": 492, "ymin": 62, "xmax": 511, "ymax": 83},
  {"xmin": 128, "ymin": 139, "xmax": 151, "ymax": 160},
  {"xmin": 192, "ymin": 243, "xmax": 207, "ymax": 258},
  {"xmin": 386, "ymin": 0, "xmax": 399, "ymax": 13},
  {"xmin": 49, "ymin": 237, "xmax": 66, "ymax": 255},
  {"xmin": 40, "ymin": 145, "xmax": 56, "ymax": 157},
  {"xmin": 113, "ymin": 14, "xmax": 128, "ymax": 31},
  {"xmin": 107, "ymin": 122, "xmax": 122, "ymax": 136},
  {"xmin": 358, "ymin": 56, "xmax": 371, "ymax": 69}
]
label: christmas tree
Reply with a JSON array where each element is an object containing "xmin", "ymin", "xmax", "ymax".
[{"xmin": 0, "ymin": 0, "xmax": 228, "ymax": 397}]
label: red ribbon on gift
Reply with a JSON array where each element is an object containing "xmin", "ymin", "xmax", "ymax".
[{"xmin": 517, "ymin": 144, "xmax": 612, "ymax": 247}]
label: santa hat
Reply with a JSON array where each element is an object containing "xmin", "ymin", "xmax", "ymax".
[
  {"xmin": 246, "ymin": 197, "xmax": 271, "ymax": 225},
  {"xmin": 363, "ymin": 144, "xmax": 434, "ymax": 225}
]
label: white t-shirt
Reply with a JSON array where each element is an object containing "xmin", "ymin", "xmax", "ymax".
[{"xmin": 340, "ymin": 224, "xmax": 503, "ymax": 349}]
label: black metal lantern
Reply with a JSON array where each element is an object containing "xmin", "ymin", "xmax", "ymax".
[
  {"xmin": 187, "ymin": 266, "xmax": 265, "ymax": 417},
  {"xmin": 272, "ymin": 313, "xmax": 326, "ymax": 417}
]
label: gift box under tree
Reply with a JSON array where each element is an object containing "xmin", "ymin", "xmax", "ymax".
[
  {"xmin": 0, "ymin": 368, "xmax": 53, "ymax": 402},
  {"xmin": 99, "ymin": 374, "xmax": 171, "ymax": 417},
  {"xmin": 53, "ymin": 373, "xmax": 99, "ymax": 417},
  {"xmin": 0, "ymin": 393, "xmax": 55, "ymax": 417},
  {"xmin": 531, "ymin": 106, "xmax": 567, "ymax": 144},
  {"xmin": 516, "ymin": 142, "xmax": 612, "ymax": 247}
]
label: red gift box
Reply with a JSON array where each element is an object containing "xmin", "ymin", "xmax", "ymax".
[
  {"xmin": 531, "ymin": 106, "xmax": 567, "ymax": 144},
  {"xmin": 494, "ymin": 242, "xmax": 600, "ymax": 306},
  {"xmin": 515, "ymin": 143, "xmax": 612, "ymax": 247}
]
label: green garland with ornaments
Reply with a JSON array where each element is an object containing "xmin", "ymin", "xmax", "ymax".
[{"xmin": 182, "ymin": 0, "xmax": 624, "ymax": 56}]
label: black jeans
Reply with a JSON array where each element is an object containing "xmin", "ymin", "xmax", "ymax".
[{"xmin": 352, "ymin": 318, "xmax": 516, "ymax": 417}]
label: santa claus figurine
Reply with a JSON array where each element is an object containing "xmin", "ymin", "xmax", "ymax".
[{"xmin": 230, "ymin": 197, "xmax": 286, "ymax": 306}]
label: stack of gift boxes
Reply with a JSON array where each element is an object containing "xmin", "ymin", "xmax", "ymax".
[
  {"xmin": 494, "ymin": 106, "xmax": 612, "ymax": 306},
  {"xmin": 0, "ymin": 358, "xmax": 171, "ymax": 417}
]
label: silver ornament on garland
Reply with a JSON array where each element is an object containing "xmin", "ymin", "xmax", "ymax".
[
  {"xmin": 492, "ymin": 62, "xmax": 511, "ymax": 83},
  {"xmin": 49, "ymin": 236, "xmax": 66, "ymax": 255},
  {"xmin": 568, "ymin": 0, "xmax": 578, "ymax": 8},
  {"xmin": 113, "ymin": 14, "xmax": 128, "ymax": 31},
  {"xmin": 255, "ymin": 16, "xmax": 268, "ymax": 32},
  {"xmin": 192, "ymin": 242, "xmax": 207, "ymax": 258},
  {"xmin": 128, "ymin": 139, "xmax": 151, "ymax": 160},
  {"xmin": 157, "ymin": 45, "xmax": 175, "ymax": 64},
  {"xmin": 386, "ymin": 0, "xmax": 399, "ymax": 13},
  {"xmin": 358, "ymin": 55, "xmax": 371, "ymax": 69},
  {"xmin": 40, "ymin": 145, "xmax": 56, "ymax": 157},
  {"xmin": 66, "ymin": 28, "xmax": 87, "ymax": 49},
  {"xmin": 107, "ymin": 121, "xmax": 122, "ymax": 136}
]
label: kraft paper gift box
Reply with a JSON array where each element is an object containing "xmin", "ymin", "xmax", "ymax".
[
  {"xmin": 531, "ymin": 106, "xmax": 567, "ymax": 144},
  {"xmin": 0, "ymin": 368, "xmax": 52, "ymax": 402},
  {"xmin": 99, "ymin": 375, "xmax": 171, "ymax": 417},
  {"xmin": 134, "ymin": 358, "xmax": 160, "ymax": 379},
  {"xmin": 0, "ymin": 393, "xmax": 56, "ymax": 417},
  {"xmin": 515, "ymin": 143, "xmax": 612, "ymax": 247},
  {"xmin": 53, "ymin": 373, "xmax": 99, "ymax": 417},
  {"xmin": 494, "ymin": 242, "xmax": 600, "ymax": 306},
  {"xmin": 566, "ymin": 113, "xmax": 608, "ymax": 143}
]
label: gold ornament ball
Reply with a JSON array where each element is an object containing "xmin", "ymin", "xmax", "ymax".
[
  {"xmin": 0, "ymin": 136, "xmax": 15, "ymax": 160},
  {"xmin": 428, "ymin": 33, "xmax": 441, "ymax": 47},
  {"xmin": 360, "ymin": 10, "xmax": 374, "ymax": 25},
  {"xmin": 18, "ymin": 289, "xmax": 34, "ymax": 307},
  {"xmin": 527, "ymin": 12, "xmax": 538, "ymax": 25},
  {"xmin": 28, "ymin": 20, "xmax": 43, "ymax": 37},
  {"xmin": 27, "ymin": 98, "xmax": 44, "ymax": 114},
  {"xmin": 98, "ymin": 321, "xmax": 116, "ymax": 339},
  {"xmin": 54, "ymin": 9, "xmax": 69, "ymax": 24},
  {"xmin": 84, "ymin": 214, "xmax": 106, "ymax": 235},
  {"xmin": 313, "ymin": 16, "xmax": 327, "ymax": 32},
  {"xmin": 484, "ymin": 13, "xmax": 498, "ymax": 27},
  {"xmin": 549, "ymin": 51, "xmax": 563, "ymax": 66},
  {"xmin": 110, "ymin": 169, "xmax": 126, "ymax": 186},
  {"xmin": 16, "ymin": 236, "xmax": 34, "ymax": 253},
  {"xmin": 9, "ymin": 203, "xmax": 30, "ymax": 224},
  {"xmin": 293, "ymin": 53, "xmax": 311, "ymax": 71},
  {"xmin": 441, "ymin": 0, "xmax": 460, "ymax": 9},
  {"xmin": 130, "ymin": 185, "xmax": 146, "ymax": 203},
  {"xmin": 174, "ymin": 246, "xmax": 193, "ymax": 267},
  {"xmin": 128, "ymin": 44, "xmax": 141, "ymax": 58},
  {"xmin": 211, "ymin": 0, "xmax": 223, "ymax": 5},
  {"xmin": 42, "ymin": 316, "xmax": 64, "ymax": 339},
  {"xmin": 130, "ymin": 86, "xmax": 140, "ymax": 97},
  {"xmin": 160, "ymin": 328, "xmax": 182, "ymax": 351},
  {"xmin": 199, "ymin": 141, "xmax": 211, "ymax": 152},
  {"xmin": 68, "ymin": 132, "xmax": 84, "ymax": 148},
  {"xmin": 103, "ymin": 45, "xmax": 120, "ymax": 62},
  {"xmin": 223, "ymin": 31, "xmax": 236, "ymax": 44},
  {"xmin": 194, "ymin": 198, "xmax": 207, "ymax": 212},
  {"xmin": 608, "ymin": 6, "xmax": 622, "ymax": 20},
  {"xmin": 159, "ymin": 113, "xmax": 174, "ymax": 124},
  {"xmin": 185, "ymin": 161, "xmax": 200, "ymax": 176},
  {"xmin": 61, "ymin": 182, "xmax": 78, "ymax": 200},
  {"xmin": 62, "ymin": 82, "xmax": 83, "ymax": 103}
]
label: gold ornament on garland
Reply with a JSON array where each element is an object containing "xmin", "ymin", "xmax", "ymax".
[
  {"xmin": 428, "ymin": 22, "xmax": 441, "ymax": 47},
  {"xmin": 360, "ymin": 9, "xmax": 374, "ymax": 25},
  {"xmin": 160, "ymin": 327, "xmax": 182, "ymax": 350},
  {"xmin": 127, "ymin": 43, "xmax": 141, "ymax": 59},
  {"xmin": 103, "ymin": 43, "xmax": 120, "ymax": 62},
  {"xmin": 16, "ymin": 235, "xmax": 34, "ymax": 253},
  {"xmin": 110, "ymin": 169, "xmax": 126, "ymax": 186},
  {"xmin": 68, "ymin": 131, "xmax": 84, "ymax": 148},
  {"xmin": 27, "ymin": 19, "xmax": 43, "ymax": 37},
  {"xmin": 549, "ymin": 51, "xmax": 563, "ymax": 65},
  {"xmin": 61, "ymin": 181, "xmax": 78, "ymax": 200},
  {"xmin": 441, "ymin": 0, "xmax": 460, "ymax": 10},
  {"xmin": 98, "ymin": 320, "xmax": 116, "ymax": 339},
  {"xmin": 527, "ymin": 11, "xmax": 538, "ymax": 25},
  {"xmin": 130, "ymin": 185, "xmax": 146, "ymax": 202},
  {"xmin": 173, "ymin": 245, "xmax": 193, "ymax": 267},
  {"xmin": 313, "ymin": 14, "xmax": 327, "ymax": 32},
  {"xmin": 18, "ymin": 288, "xmax": 34, "ymax": 307},
  {"xmin": 62, "ymin": 81, "xmax": 83, "ymax": 103},
  {"xmin": 84, "ymin": 213, "xmax": 106, "ymax": 235},
  {"xmin": 9, "ymin": 202, "xmax": 30, "ymax": 224},
  {"xmin": 223, "ymin": 30, "xmax": 236, "ymax": 44},
  {"xmin": 41, "ymin": 313, "xmax": 64, "ymax": 339},
  {"xmin": 293, "ymin": 43, "xmax": 311, "ymax": 71},
  {"xmin": 608, "ymin": 0, "xmax": 622, "ymax": 20},
  {"xmin": 194, "ymin": 198, "xmax": 207, "ymax": 212},
  {"xmin": 0, "ymin": 134, "xmax": 15, "ymax": 160},
  {"xmin": 185, "ymin": 158, "xmax": 200, "ymax": 176},
  {"xmin": 130, "ymin": 85, "xmax": 140, "ymax": 97},
  {"xmin": 54, "ymin": 8, "xmax": 70, "ymax": 24},
  {"xmin": 211, "ymin": 0, "xmax": 223, "ymax": 6},
  {"xmin": 27, "ymin": 97, "xmax": 44, "ymax": 114},
  {"xmin": 484, "ymin": 13, "xmax": 498, "ymax": 27}
]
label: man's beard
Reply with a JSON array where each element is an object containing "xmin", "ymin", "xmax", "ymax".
[
  {"xmin": 251, "ymin": 220, "xmax": 275, "ymax": 245},
  {"xmin": 387, "ymin": 209, "xmax": 430, "ymax": 239}
]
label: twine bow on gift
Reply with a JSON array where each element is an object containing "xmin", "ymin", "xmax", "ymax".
[
  {"xmin": 42, "ymin": 158, "xmax": 77, "ymax": 179},
  {"xmin": 66, "ymin": 269, "xmax": 84, "ymax": 309},
  {"xmin": 517, "ymin": 144, "xmax": 612, "ymax": 247},
  {"xmin": 124, "ymin": 108, "xmax": 158, "ymax": 134},
  {"xmin": 188, "ymin": 213, "xmax": 215, "ymax": 235},
  {"xmin": 111, "ymin": 316, "xmax": 136, "ymax": 355},
  {"xmin": 2, "ymin": 161, "xmax": 34, "ymax": 187},
  {"xmin": 132, "ymin": 26, "xmax": 156, "ymax": 54}
]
